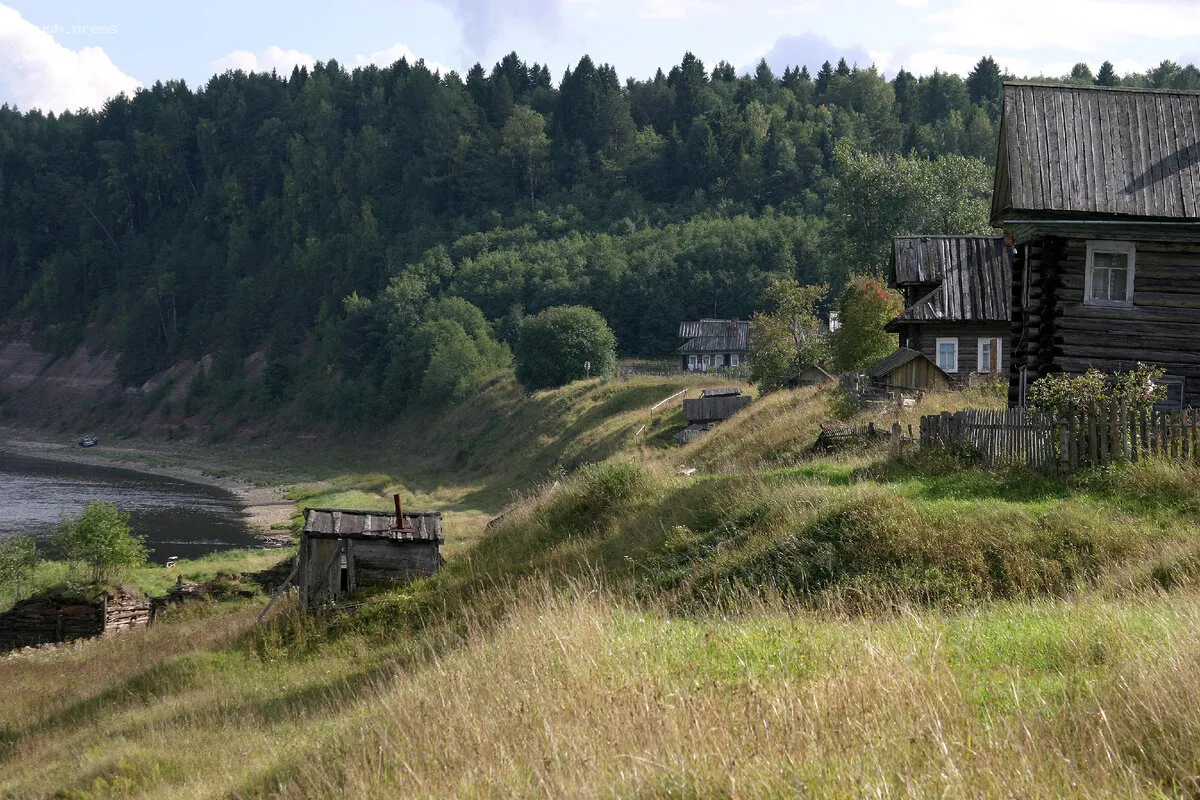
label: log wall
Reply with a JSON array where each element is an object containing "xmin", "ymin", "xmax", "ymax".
[
  {"xmin": 904, "ymin": 322, "xmax": 1010, "ymax": 379},
  {"xmin": 0, "ymin": 589, "xmax": 151, "ymax": 652},
  {"xmin": 1010, "ymin": 237, "xmax": 1200, "ymax": 406}
]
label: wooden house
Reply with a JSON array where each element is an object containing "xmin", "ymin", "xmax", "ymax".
[
  {"xmin": 298, "ymin": 499, "xmax": 443, "ymax": 609},
  {"xmin": 995, "ymin": 83, "xmax": 1200, "ymax": 409},
  {"xmin": 678, "ymin": 319, "xmax": 749, "ymax": 371},
  {"xmin": 866, "ymin": 348, "xmax": 951, "ymax": 393},
  {"xmin": 886, "ymin": 236, "xmax": 1012, "ymax": 381}
]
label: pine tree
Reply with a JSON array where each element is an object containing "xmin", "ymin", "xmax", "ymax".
[{"xmin": 1095, "ymin": 61, "xmax": 1119, "ymax": 86}]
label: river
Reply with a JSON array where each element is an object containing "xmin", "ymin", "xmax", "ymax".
[{"xmin": 0, "ymin": 451, "xmax": 261, "ymax": 563}]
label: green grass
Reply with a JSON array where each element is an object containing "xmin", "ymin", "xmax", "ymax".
[{"xmin": 10, "ymin": 379, "xmax": 1200, "ymax": 796}]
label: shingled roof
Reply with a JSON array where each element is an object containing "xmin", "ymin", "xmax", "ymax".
[
  {"xmin": 991, "ymin": 83, "xmax": 1200, "ymax": 225},
  {"xmin": 866, "ymin": 348, "xmax": 948, "ymax": 380},
  {"xmin": 887, "ymin": 236, "xmax": 1012, "ymax": 328},
  {"xmin": 678, "ymin": 319, "xmax": 749, "ymax": 353},
  {"xmin": 302, "ymin": 508, "xmax": 443, "ymax": 542}
]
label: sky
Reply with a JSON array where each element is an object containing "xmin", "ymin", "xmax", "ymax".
[{"xmin": 3, "ymin": 0, "xmax": 1200, "ymax": 114}]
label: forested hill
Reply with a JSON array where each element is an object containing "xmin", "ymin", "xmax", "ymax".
[{"xmin": 0, "ymin": 52, "xmax": 1194, "ymax": 427}]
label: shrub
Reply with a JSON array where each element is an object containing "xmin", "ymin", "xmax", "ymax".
[
  {"xmin": 51, "ymin": 501, "xmax": 149, "ymax": 584},
  {"xmin": 514, "ymin": 305, "xmax": 617, "ymax": 391},
  {"xmin": 0, "ymin": 533, "xmax": 38, "ymax": 600},
  {"xmin": 1028, "ymin": 363, "xmax": 1165, "ymax": 417}
]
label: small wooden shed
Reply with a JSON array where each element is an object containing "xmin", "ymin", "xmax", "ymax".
[
  {"xmin": 789, "ymin": 364, "xmax": 835, "ymax": 388},
  {"xmin": 683, "ymin": 388, "xmax": 751, "ymax": 423},
  {"xmin": 867, "ymin": 348, "xmax": 951, "ymax": 392},
  {"xmin": 298, "ymin": 500, "xmax": 443, "ymax": 609}
]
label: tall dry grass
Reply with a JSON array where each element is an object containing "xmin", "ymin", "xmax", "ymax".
[{"xmin": 251, "ymin": 581, "xmax": 1200, "ymax": 798}]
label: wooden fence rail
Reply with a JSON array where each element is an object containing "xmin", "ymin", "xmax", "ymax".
[{"xmin": 920, "ymin": 402, "xmax": 1200, "ymax": 471}]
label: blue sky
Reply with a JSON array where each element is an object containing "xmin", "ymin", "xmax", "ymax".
[{"xmin": 3, "ymin": 0, "xmax": 1200, "ymax": 113}]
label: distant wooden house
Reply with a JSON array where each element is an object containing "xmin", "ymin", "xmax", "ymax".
[
  {"xmin": 298, "ymin": 499, "xmax": 443, "ymax": 609},
  {"xmin": 678, "ymin": 319, "xmax": 749, "ymax": 371},
  {"xmin": 866, "ymin": 348, "xmax": 951, "ymax": 393},
  {"xmin": 887, "ymin": 236, "xmax": 1012, "ymax": 381},
  {"xmin": 996, "ymin": 83, "xmax": 1200, "ymax": 409}
]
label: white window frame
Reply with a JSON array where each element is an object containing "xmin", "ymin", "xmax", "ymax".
[
  {"xmin": 730, "ymin": 353, "xmax": 740, "ymax": 367},
  {"xmin": 713, "ymin": 354, "xmax": 724, "ymax": 367},
  {"xmin": 702, "ymin": 355, "xmax": 711, "ymax": 370},
  {"xmin": 688, "ymin": 355, "xmax": 697, "ymax": 370},
  {"xmin": 977, "ymin": 337, "xmax": 1003, "ymax": 373},
  {"xmin": 1084, "ymin": 240, "xmax": 1136, "ymax": 308},
  {"xmin": 936, "ymin": 337, "xmax": 959, "ymax": 373}
]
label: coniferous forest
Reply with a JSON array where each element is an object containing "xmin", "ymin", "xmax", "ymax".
[{"xmin": 2, "ymin": 52, "xmax": 1197, "ymax": 426}]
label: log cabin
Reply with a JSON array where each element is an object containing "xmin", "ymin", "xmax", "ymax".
[
  {"xmin": 886, "ymin": 236, "xmax": 1012, "ymax": 382},
  {"xmin": 995, "ymin": 83, "xmax": 1200, "ymax": 409}
]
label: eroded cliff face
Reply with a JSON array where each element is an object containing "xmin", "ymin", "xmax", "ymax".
[{"xmin": 0, "ymin": 335, "xmax": 123, "ymax": 429}]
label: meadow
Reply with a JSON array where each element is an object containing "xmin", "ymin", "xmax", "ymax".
[{"xmin": 4, "ymin": 375, "xmax": 1200, "ymax": 798}]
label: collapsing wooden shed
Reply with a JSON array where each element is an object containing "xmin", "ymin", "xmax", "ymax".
[{"xmin": 298, "ymin": 498, "xmax": 443, "ymax": 609}]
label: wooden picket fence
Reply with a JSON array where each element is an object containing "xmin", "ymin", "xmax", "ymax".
[{"xmin": 920, "ymin": 402, "xmax": 1200, "ymax": 471}]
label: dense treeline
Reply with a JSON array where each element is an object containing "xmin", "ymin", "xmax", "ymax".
[{"xmin": 0, "ymin": 51, "xmax": 1193, "ymax": 425}]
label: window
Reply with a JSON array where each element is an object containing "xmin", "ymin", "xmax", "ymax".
[
  {"xmin": 936, "ymin": 337, "xmax": 959, "ymax": 373},
  {"xmin": 1155, "ymin": 376, "xmax": 1185, "ymax": 411},
  {"xmin": 702, "ymin": 355, "xmax": 711, "ymax": 370},
  {"xmin": 688, "ymin": 355, "xmax": 697, "ymax": 370},
  {"xmin": 713, "ymin": 354, "xmax": 724, "ymax": 367},
  {"xmin": 1085, "ymin": 241, "xmax": 1136, "ymax": 307},
  {"xmin": 730, "ymin": 353, "xmax": 740, "ymax": 367},
  {"xmin": 977, "ymin": 337, "xmax": 1003, "ymax": 373}
]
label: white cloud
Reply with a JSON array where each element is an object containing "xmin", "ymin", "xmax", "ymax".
[
  {"xmin": 353, "ymin": 43, "xmax": 454, "ymax": 75},
  {"xmin": 924, "ymin": 0, "xmax": 1200, "ymax": 54},
  {"xmin": 641, "ymin": 0, "xmax": 721, "ymax": 19},
  {"xmin": 212, "ymin": 45, "xmax": 315, "ymax": 76},
  {"xmin": 0, "ymin": 3, "xmax": 139, "ymax": 113}
]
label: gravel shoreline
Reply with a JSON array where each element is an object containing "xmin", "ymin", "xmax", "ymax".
[{"xmin": 0, "ymin": 431, "xmax": 296, "ymax": 544}]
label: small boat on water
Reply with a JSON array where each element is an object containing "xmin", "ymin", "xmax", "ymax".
[{"xmin": 80, "ymin": 436, "xmax": 99, "ymax": 448}]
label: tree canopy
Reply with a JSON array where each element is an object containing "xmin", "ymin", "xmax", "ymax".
[
  {"xmin": 0, "ymin": 50, "xmax": 1180, "ymax": 428},
  {"xmin": 514, "ymin": 305, "xmax": 617, "ymax": 390}
]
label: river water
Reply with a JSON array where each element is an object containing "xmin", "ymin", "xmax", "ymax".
[{"xmin": 0, "ymin": 452, "xmax": 261, "ymax": 563}]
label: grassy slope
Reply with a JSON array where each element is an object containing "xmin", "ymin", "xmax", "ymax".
[{"xmin": 8, "ymin": 377, "xmax": 1200, "ymax": 796}]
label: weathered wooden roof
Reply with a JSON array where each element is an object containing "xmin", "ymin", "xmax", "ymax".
[
  {"xmin": 678, "ymin": 319, "xmax": 749, "ymax": 353},
  {"xmin": 992, "ymin": 82, "xmax": 1200, "ymax": 225},
  {"xmin": 888, "ymin": 236, "xmax": 1011, "ymax": 327},
  {"xmin": 302, "ymin": 508, "xmax": 443, "ymax": 542},
  {"xmin": 699, "ymin": 387, "xmax": 742, "ymax": 398},
  {"xmin": 866, "ymin": 348, "xmax": 948, "ymax": 380}
]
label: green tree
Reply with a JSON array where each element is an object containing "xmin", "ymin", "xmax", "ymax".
[
  {"xmin": 966, "ymin": 56, "xmax": 1003, "ymax": 111},
  {"xmin": 1095, "ymin": 61, "xmax": 1119, "ymax": 86},
  {"xmin": 51, "ymin": 501, "xmax": 148, "ymax": 584},
  {"xmin": 829, "ymin": 275, "xmax": 903, "ymax": 370},
  {"xmin": 1068, "ymin": 62, "xmax": 1094, "ymax": 84},
  {"xmin": 0, "ymin": 534, "xmax": 38, "ymax": 601},
  {"xmin": 514, "ymin": 305, "xmax": 617, "ymax": 390},
  {"xmin": 748, "ymin": 278, "xmax": 830, "ymax": 393},
  {"xmin": 501, "ymin": 105, "xmax": 550, "ymax": 209}
]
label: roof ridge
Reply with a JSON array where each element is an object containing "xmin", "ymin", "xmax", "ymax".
[{"xmin": 1004, "ymin": 81, "xmax": 1200, "ymax": 97}]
